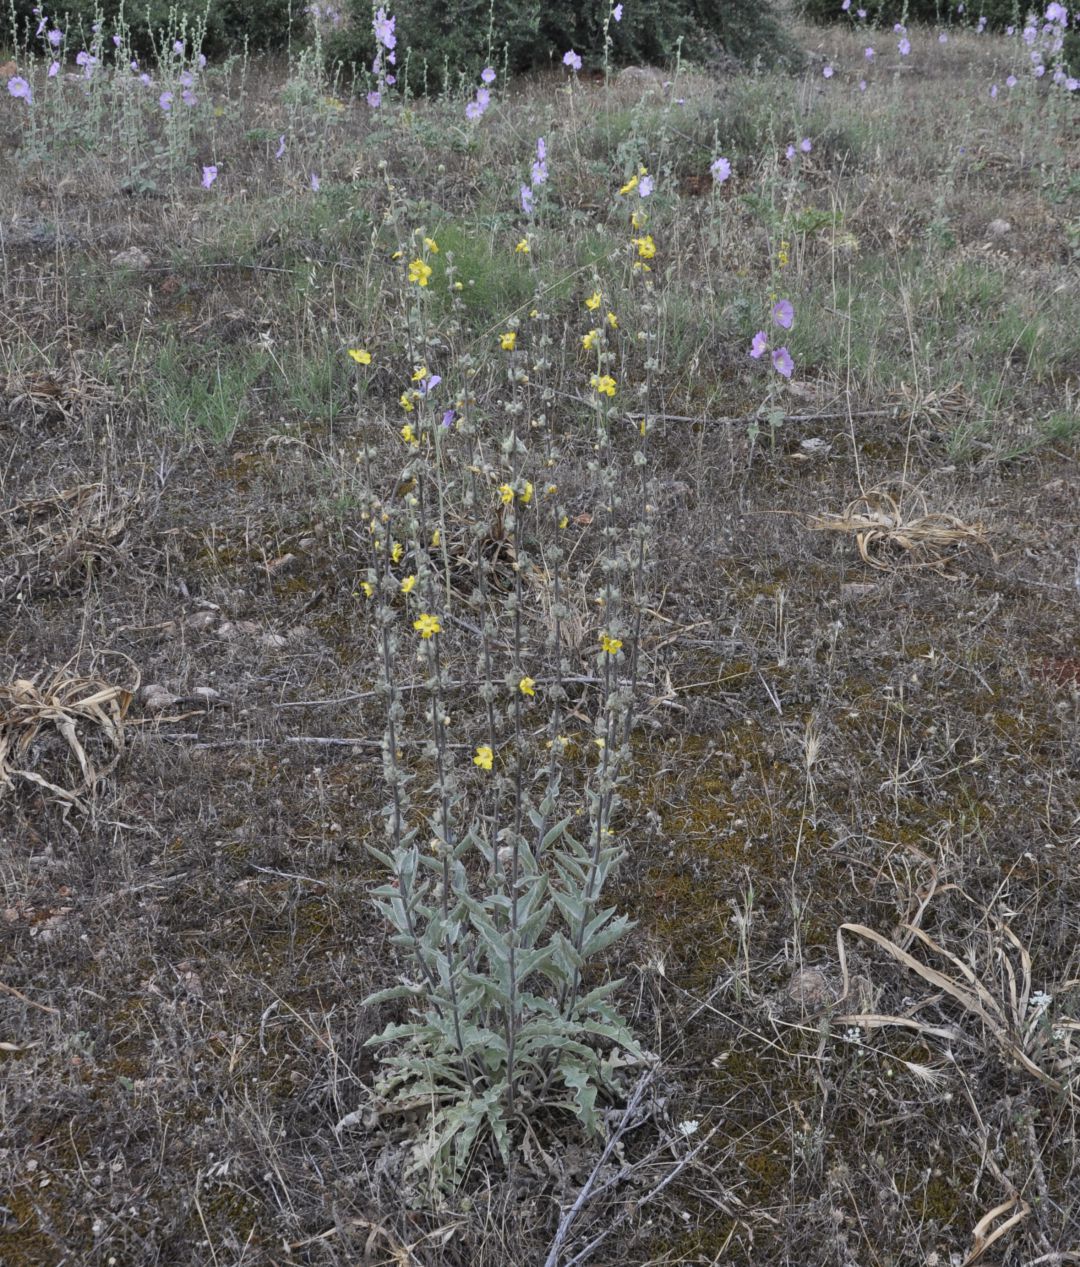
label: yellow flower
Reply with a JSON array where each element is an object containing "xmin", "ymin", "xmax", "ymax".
[
  {"xmin": 607, "ymin": 311, "xmax": 618, "ymax": 328},
  {"xmin": 559, "ymin": 515, "xmax": 569, "ymax": 529},
  {"xmin": 473, "ymin": 744, "xmax": 494, "ymax": 771},
  {"xmin": 348, "ymin": 348, "xmax": 372, "ymax": 365},
  {"xmin": 546, "ymin": 483, "xmax": 557, "ymax": 495},
  {"xmin": 600, "ymin": 633, "xmax": 623, "ymax": 655},
  {"xmin": 401, "ymin": 423, "xmax": 418, "ymax": 445},
  {"xmin": 414, "ymin": 612, "xmax": 441, "ymax": 638},
  {"xmin": 400, "ymin": 574, "xmax": 417, "ymax": 595},
  {"xmin": 778, "ymin": 239, "xmax": 790, "ymax": 268},
  {"xmin": 498, "ymin": 483, "xmax": 514, "ymax": 505},
  {"xmin": 619, "ymin": 174, "xmax": 639, "ymax": 195},
  {"xmin": 631, "ymin": 210, "xmax": 647, "ymax": 230},
  {"xmin": 591, "ymin": 374, "xmax": 617, "ymax": 397},
  {"xmin": 391, "ymin": 541, "xmax": 404, "ymax": 563},
  {"xmin": 391, "ymin": 250, "xmax": 404, "ymax": 260},
  {"xmin": 515, "ymin": 238, "xmax": 530, "ymax": 253},
  {"xmin": 633, "ymin": 234, "xmax": 656, "ymax": 259},
  {"xmin": 518, "ymin": 676, "xmax": 536, "ymax": 697},
  {"xmin": 500, "ymin": 331, "xmax": 517, "ymax": 351},
  {"xmin": 582, "ymin": 328, "xmax": 599, "ymax": 350},
  {"xmin": 360, "ymin": 580, "xmax": 374, "ymax": 598},
  {"xmin": 431, "ymin": 528, "xmax": 441, "ymax": 547},
  {"xmin": 411, "ymin": 365, "xmax": 429, "ymax": 381},
  {"xmin": 408, "ymin": 258, "xmax": 433, "ymax": 286},
  {"xmin": 399, "ymin": 392, "xmax": 415, "ymax": 412},
  {"xmin": 585, "ymin": 291, "xmax": 602, "ymax": 311},
  {"xmin": 520, "ymin": 481, "xmax": 534, "ymax": 505},
  {"xmin": 594, "ymin": 737, "xmax": 606, "ymax": 749},
  {"xmin": 423, "ymin": 236, "xmax": 439, "ymax": 253}
]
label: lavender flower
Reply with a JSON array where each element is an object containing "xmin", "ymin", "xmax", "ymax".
[
  {"xmin": 563, "ymin": 49, "xmax": 582, "ymax": 71},
  {"xmin": 613, "ymin": 3, "xmax": 623, "ymax": 18},
  {"xmin": 638, "ymin": 174, "xmax": 654, "ymax": 196},
  {"xmin": 710, "ymin": 155, "xmax": 731, "ymax": 182},
  {"xmin": 275, "ymin": 134, "xmax": 286, "ymax": 158},
  {"xmin": 481, "ymin": 66, "xmax": 496, "ymax": 84},
  {"xmin": 310, "ymin": 172, "xmax": 321, "ymax": 191},
  {"xmin": 441, "ymin": 409, "xmax": 455, "ymax": 427},
  {"xmin": 7, "ymin": 76, "xmax": 32, "ymax": 102},
  {"xmin": 48, "ymin": 28, "xmax": 62, "ymax": 46},
  {"xmin": 173, "ymin": 39, "xmax": 185, "ymax": 55},
  {"xmin": 367, "ymin": 90, "xmax": 381, "ymax": 108},
  {"xmin": 823, "ymin": 65, "xmax": 834, "ymax": 77},
  {"xmin": 49, "ymin": 61, "xmax": 60, "ymax": 77},
  {"xmin": 898, "ymin": 37, "xmax": 910, "ymax": 54},
  {"xmin": 800, "ymin": 137, "xmax": 812, "ymax": 153},
  {"xmin": 750, "ymin": 331, "xmax": 767, "ymax": 359},
  {"xmin": 159, "ymin": 91, "xmax": 173, "ymax": 111},
  {"xmin": 521, "ymin": 184, "xmax": 534, "ymax": 214},
  {"xmin": 201, "ymin": 165, "xmax": 218, "ymax": 188}
]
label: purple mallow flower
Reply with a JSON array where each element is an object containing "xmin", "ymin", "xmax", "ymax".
[
  {"xmin": 898, "ymin": 37, "xmax": 910, "ymax": 54},
  {"xmin": 772, "ymin": 299, "xmax": 794, "ymax": 329},
  {"xmin": 638, "ymin": 174, "xmax": 654, "ymax": 196},
  {"xmin": 750, "ymin": 331, "xmax": 767, "ymax": 359},
  {"xmin": 563, "ymin": 49, "xmax": 582, "ymax": 71},
  {"xmin": 710, "ymin": 155, "xmax": 731, "ymax": 182},
  {"xmin": 521, "ymin": 184, "xmax": 534, "ymax": 214},
  {"xmin": 310, "ymin": 172, "xmax": 320, "ymax": 191},
  {"xmin": 7, "ymin": 75, "xmax": 32, "ymax": 102},
  {"xmin": 367, "ymin": 90, "xmax": 381, "ymax": 108},
  {"xmin": 201, "ymin": 165, "xmax": 218, "ymax": 189},
  {"xmin": 772, "ymin": 347, "xmax": 794, "ymax": 378},
  {"xmin": 481, "ymin": 66, "xmax": 496, "ymax": 84},
  {"xmin": 275, "ymin": 134, "xmax": 286, "ymax": 158},
  {"xmin": 613, "ymin": 3, "xmax": 623, "ymax": 18},
  {"xmin": 441, "ymin": 409, "xmax": 455, "ymax": 428},
  {"xmin": 159, "ymin": 91, "xmax": 173, "ymax": 111},
  {"xmin": 374, "ymin": 7, "xmax": 396, "ymax": 49},
  {"xmin": 48, "ymin": 27, "xmax": 62, "ymax": 46},
  {"xmin": 823, "ymin": 65, "xmax": 834, "ymax": 77}
]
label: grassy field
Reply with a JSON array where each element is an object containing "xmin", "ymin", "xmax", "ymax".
[{"xmin": 2, "ymin": 10, "xmax": 1080, "ymax": 1265}]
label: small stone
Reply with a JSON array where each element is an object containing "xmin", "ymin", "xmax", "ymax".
[
  {"xmin": 259, "ymin": 632, "xmax": 288, "ymax": 650},
  {"xmin": 191, "ymin": 686, "xmax": 221, "ymax": 704},
  {"xmin": 184, "ymin": 610, "xmax": 218, "ymax": 632},
  {"xmin": 986, "ymin": 218, "xmax": 1011, "ymax": 238}
]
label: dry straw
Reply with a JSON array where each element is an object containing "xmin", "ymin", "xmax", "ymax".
[{"xmin": 0, "ymin": 668, "xmax": 135, "ymax": 810}]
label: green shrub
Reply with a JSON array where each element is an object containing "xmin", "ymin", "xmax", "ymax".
[
  {"xmin": 324, "ymin": 0, "xmax": 796, "ymax": 95},
  {"xmin": 799, "ymin": 0, "xmax": 1032, "ymax": 29},
  {"xmin": 8, "ymin": 0, "xmax": 301, "ymax": 57}
]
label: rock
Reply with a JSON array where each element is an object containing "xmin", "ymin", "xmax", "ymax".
[
  {"xmin": 986, "ymin": 218, "xmax": 1011, "ymax": 238},
  {"xmin": 184, "ymin": 610, "xmax": 218, "ymax": 632},
  {"xmin": 259, "ymin": 632, "xmax": 288, "ymax": 650},
  {"xmin": 110, "ymin": 246, "xmax": 151, "ymax": 270},
  {"xmin": 191, "ymin": 686, "xmax": 222, "ymax": 704}
]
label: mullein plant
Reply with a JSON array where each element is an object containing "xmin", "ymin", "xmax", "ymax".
[{"xmin": 357, "ymin": 156, "xmax": 656, "ymax": 1190}]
